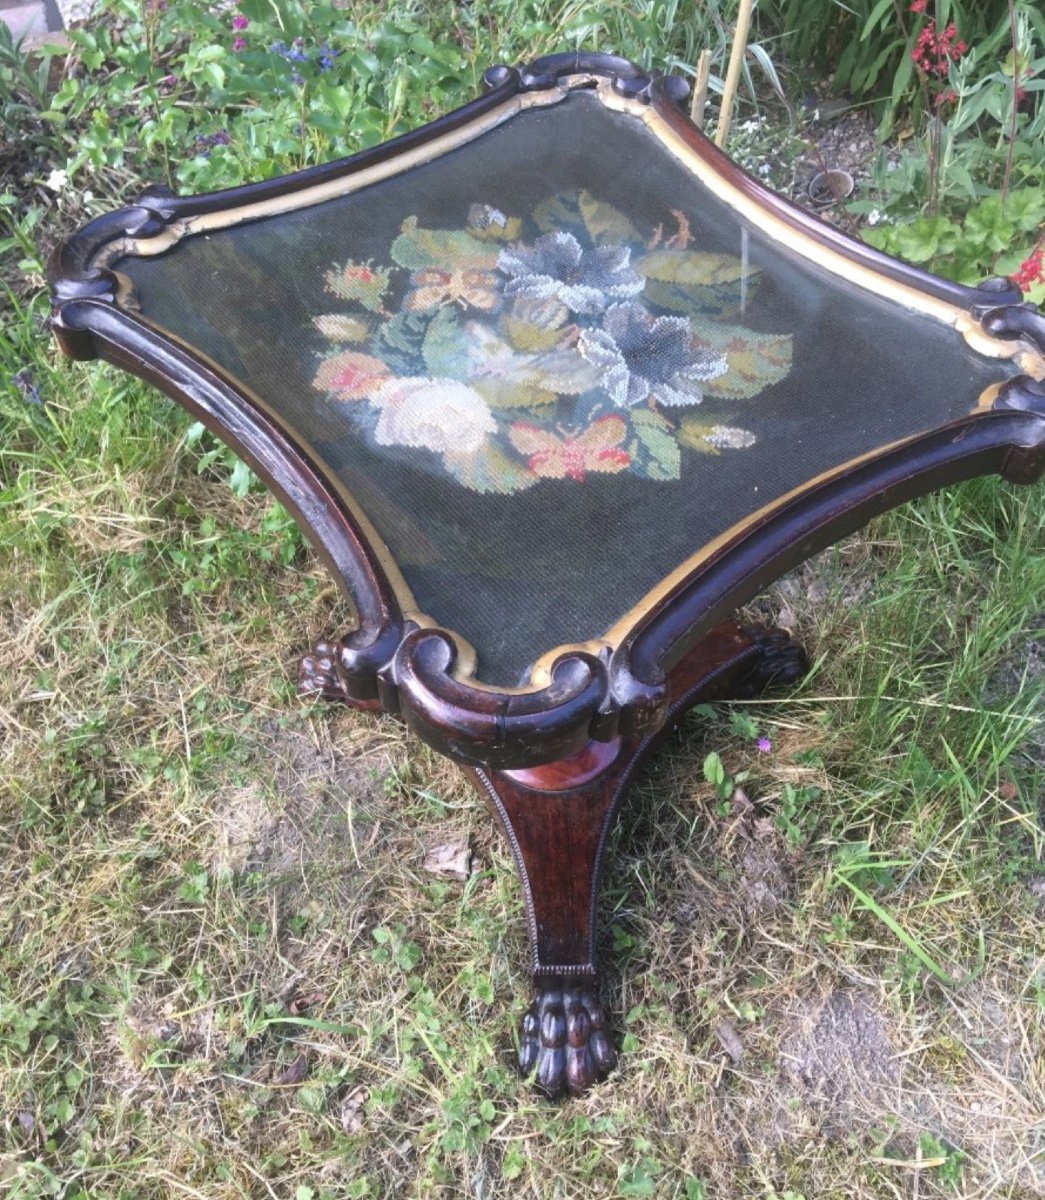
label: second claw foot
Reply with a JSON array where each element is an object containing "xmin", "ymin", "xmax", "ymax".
[
  {"xmin": 298, "ymin": 640, "xmax": 382, "ymax": 710},
  {"xmin": 518, "ymin": 980, "xmax": 616, "ymax": 1099},
  {"xmin": 735, "ymin": 625, "xmax": 809, "ymax": 697},
  {"xmin": 298, "ymin": 640, "xmax": 351, "ymax": 703}
]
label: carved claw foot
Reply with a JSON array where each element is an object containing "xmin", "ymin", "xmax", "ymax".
[
  {"xmin": 298, "ymin": 640, "xmax": 382, "ymax": 710},
  {"xmin": 518, "ymin": 979, "xmax": 616, "ymax": 1098},
  {"xmin": 734, "ymin": 625, "xmax": 809, "ymax": 698},
  {"xmin": 298, "ymin": 640, "xmax": 350, "ymax": 702}
]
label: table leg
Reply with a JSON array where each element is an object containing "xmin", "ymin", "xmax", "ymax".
[
  {"xmin": 467, "ymin": 619, "xmax": 807, "ymax": 1097},
  {"xmin": 300, "ymin": 619, "xmax": 805, "ymax": 1095}
]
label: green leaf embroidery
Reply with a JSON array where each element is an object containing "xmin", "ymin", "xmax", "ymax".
[
  {"xmin": 376, "ymin": 310, "xmax": 431, "ymax": 376},
  {"xmin": 466, "ymin": 203, "xmax": 523, "ymax": 242},
  {"xmin": 628, "ymin": 408, "xmax": 681, "ymax": 481},
  {"xmin": 421, "ymin": 307, "xmax": 468, "ymax": 378},
  {"xmin": 462, "ymin": 322, "xmax": 598, "ymax": 409},
  {"xmin": 442, "ymin": 442, "xmax": 540, "ymax": 495},
  {"xmin": 390, "ymin": 216, "xmax": 499, "ymax": 270},
  {"xmin": 676, "ymin": 415, "xmax": 723, "ymax": 455},
  {"xmin": 533, "ymin": 189, "xmax": 639, "ymax": 246},
  {"xmin": 636, "ymin": 249, "xmax": 761, "ymax": 318},
  {"xmin": 697, "ymin": 326, "xmax": 793, "ymax": 400},
  {"xmin": 323, "ymin": 258, "xmax": 390, "ymax": 311}
]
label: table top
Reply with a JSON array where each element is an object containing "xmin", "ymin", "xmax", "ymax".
[{"xmin": 51, "ymin": 53, "xmax": 1045, "ymax": 766}]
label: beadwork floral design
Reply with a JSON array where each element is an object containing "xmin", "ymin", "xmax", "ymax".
[{"xmin": 311, "ymin": 191, "xmax": 793, "ymax": 493}]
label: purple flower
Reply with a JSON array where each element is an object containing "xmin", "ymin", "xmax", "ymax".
[
  {"xmin": 195, "ymin": 129, "xmax": 231, "ymax": 156},
  {"xmin": 271, "ymin": 39, "xmax": 309, "ymax": 64},
  {"xmin": 498, "ymin": 231, "xmax": 643, "ymax": 315},
  {"xmin": 757, "ymin": 737, "xmax": 773, "ymax": 754},
  {"xmin": 578, "ymin": 302, "xmax": 728, "ymax": 408},
  {"xmin": 232, "ymin": 13, "xmax": 248, "ymax": 29},
  {"xmin": 232, "ymin": 35, "xmax": 246, "ymax": 51}
]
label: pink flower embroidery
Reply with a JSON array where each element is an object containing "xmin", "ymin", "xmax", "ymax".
[{"xmin": 313, "ymin": 352, "xmax": 390, "ymax": 400}]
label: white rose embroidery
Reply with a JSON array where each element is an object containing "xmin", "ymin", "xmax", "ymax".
[{"xmin": 371, "ymin": 377, "xmax": 496, "ymax": 455}]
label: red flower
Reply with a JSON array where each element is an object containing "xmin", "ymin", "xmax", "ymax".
[
  {"xmin": 911, "ymin": 18, "xmax": 967, "ymax": 77},
  {"xmin": 910, "ymin": 0, "xmax": 927, "ymax": 11},
  {"xmin": 1012, "ymin": 248, "xmax": 1045, "ymax": 293}
]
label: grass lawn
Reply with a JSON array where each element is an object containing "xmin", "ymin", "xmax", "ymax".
[{"xmin": 2, "ymin": 3, "xmax": 1044, "ymax": 1196}]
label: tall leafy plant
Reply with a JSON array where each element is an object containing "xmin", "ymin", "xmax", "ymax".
[
  {"xmin": 857, "ymin": 1, "xmax": 1045, "ymax": 301},
  {"xmin": 758, "ymin": 0, "xmax": 1036, "ymax": 131}
]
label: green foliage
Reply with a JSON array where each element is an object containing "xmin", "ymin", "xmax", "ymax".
[
  {"xmin": 918, "ymin": 1131, "xmax": 967, "ymax": 1187},
  {"xmin": 847, "ymin": 2, "xmax": 1045, "ymax": 294},
  {"xmin": 702, "ymin": 750, "xmax": 749, "ymax": 802},
  {"xmin": 863, "ymin": 187, "xmax": 1045, "ymax": 285}
]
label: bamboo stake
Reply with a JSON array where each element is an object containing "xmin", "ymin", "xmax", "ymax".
[
  {"xmin": 714, "ymin": 0, "xmax": 754, "ymax": 149},
  {"xmin": 689, "ymin": 47, "xmax": 712, "ymax": 128},
  {"xmin": 689, "ymin": 48, "xmax": 712, "ymax": 127}
]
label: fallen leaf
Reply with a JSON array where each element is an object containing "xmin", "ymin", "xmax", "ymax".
[
  {"xmin": 338, "ymin": 1084, "xmax": 369, "ymax": 1134},
  {"xmin": 289, "ymin": 991, "xmax": 326, "ymax": 1016},
  {"xmin": 731, "ymin": 787, "xmax": 754, "ymax": 815},
  {"xmin": 422, "ymin": 839, "xmax": 473, "ymax": 881},
  {"xmin": 776, "ymin": 607, "xmax": 796, "ymax": 631},
  {"xmin": 714, "ymin": 1020, "xmax": 744, "ymax": 1063},
  {"xmin": 275, "ymin": 1053, "xmax": 309, "ymax": 1086}
]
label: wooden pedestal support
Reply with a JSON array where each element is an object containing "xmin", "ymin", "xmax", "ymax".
[
  {"xmin": 302, "ymin": 619, "xmax": 806, "ymax": 1099},
  {"xmin": 466, "ymin": 620, "xmax": 806, "ymax": 1098}
]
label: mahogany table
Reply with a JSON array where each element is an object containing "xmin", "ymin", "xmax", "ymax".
[{"xmin": 50, "ymin": 53, "xmax": 1045, "ymax": 1099}]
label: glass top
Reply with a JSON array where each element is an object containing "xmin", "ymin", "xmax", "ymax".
[{"xmin": 116, "ymin": 90, "xmax": 1013, "ymax": 685}]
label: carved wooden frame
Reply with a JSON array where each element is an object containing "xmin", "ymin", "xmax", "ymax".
[
  {"xmin": 50, "ymin": 51, "xmax": 1045, "ymax": 773},
  {"xmin": 50, "ymin": 52, "xmax": 1045, "ymax": 1097}
]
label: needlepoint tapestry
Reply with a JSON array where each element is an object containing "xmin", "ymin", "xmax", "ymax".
[{"xmin": 115, "ymin": 90, "xmax": 1013, "ymax": 684}]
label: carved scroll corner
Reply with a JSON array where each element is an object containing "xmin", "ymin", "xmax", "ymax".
[
  {"xmin": 979, "ymin": 298, "xmax": 1045, "ymax": 357},
  {"xmin": 606, "ymin": 655, "xmax": 669, "ymax": 741},
  {"xmin": 48, "ymin": 279, "xmax": 117, "ymax": 360},
  {"xmin": 969, "ymin": 274, "xmax": 1024, "ymax": 317},
  {"xmin": 392, "ymin": 630, "xmax": 613, "ymax": 768},
  {"xmin": 51, "ymin": 266, "xmax": 119, "ymax": 308},
  {"xmin": 505, "ymin": 52, "xmax": 688, "ymax": 107},
  {"xmin": 481, "ymin": 63, "xmax": 521, "ymax": 94}
]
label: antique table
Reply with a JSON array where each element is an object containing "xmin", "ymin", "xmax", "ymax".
[{"xmin": 51, "ymin": 53, "xmax": 1045, "ymax": 1099}]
